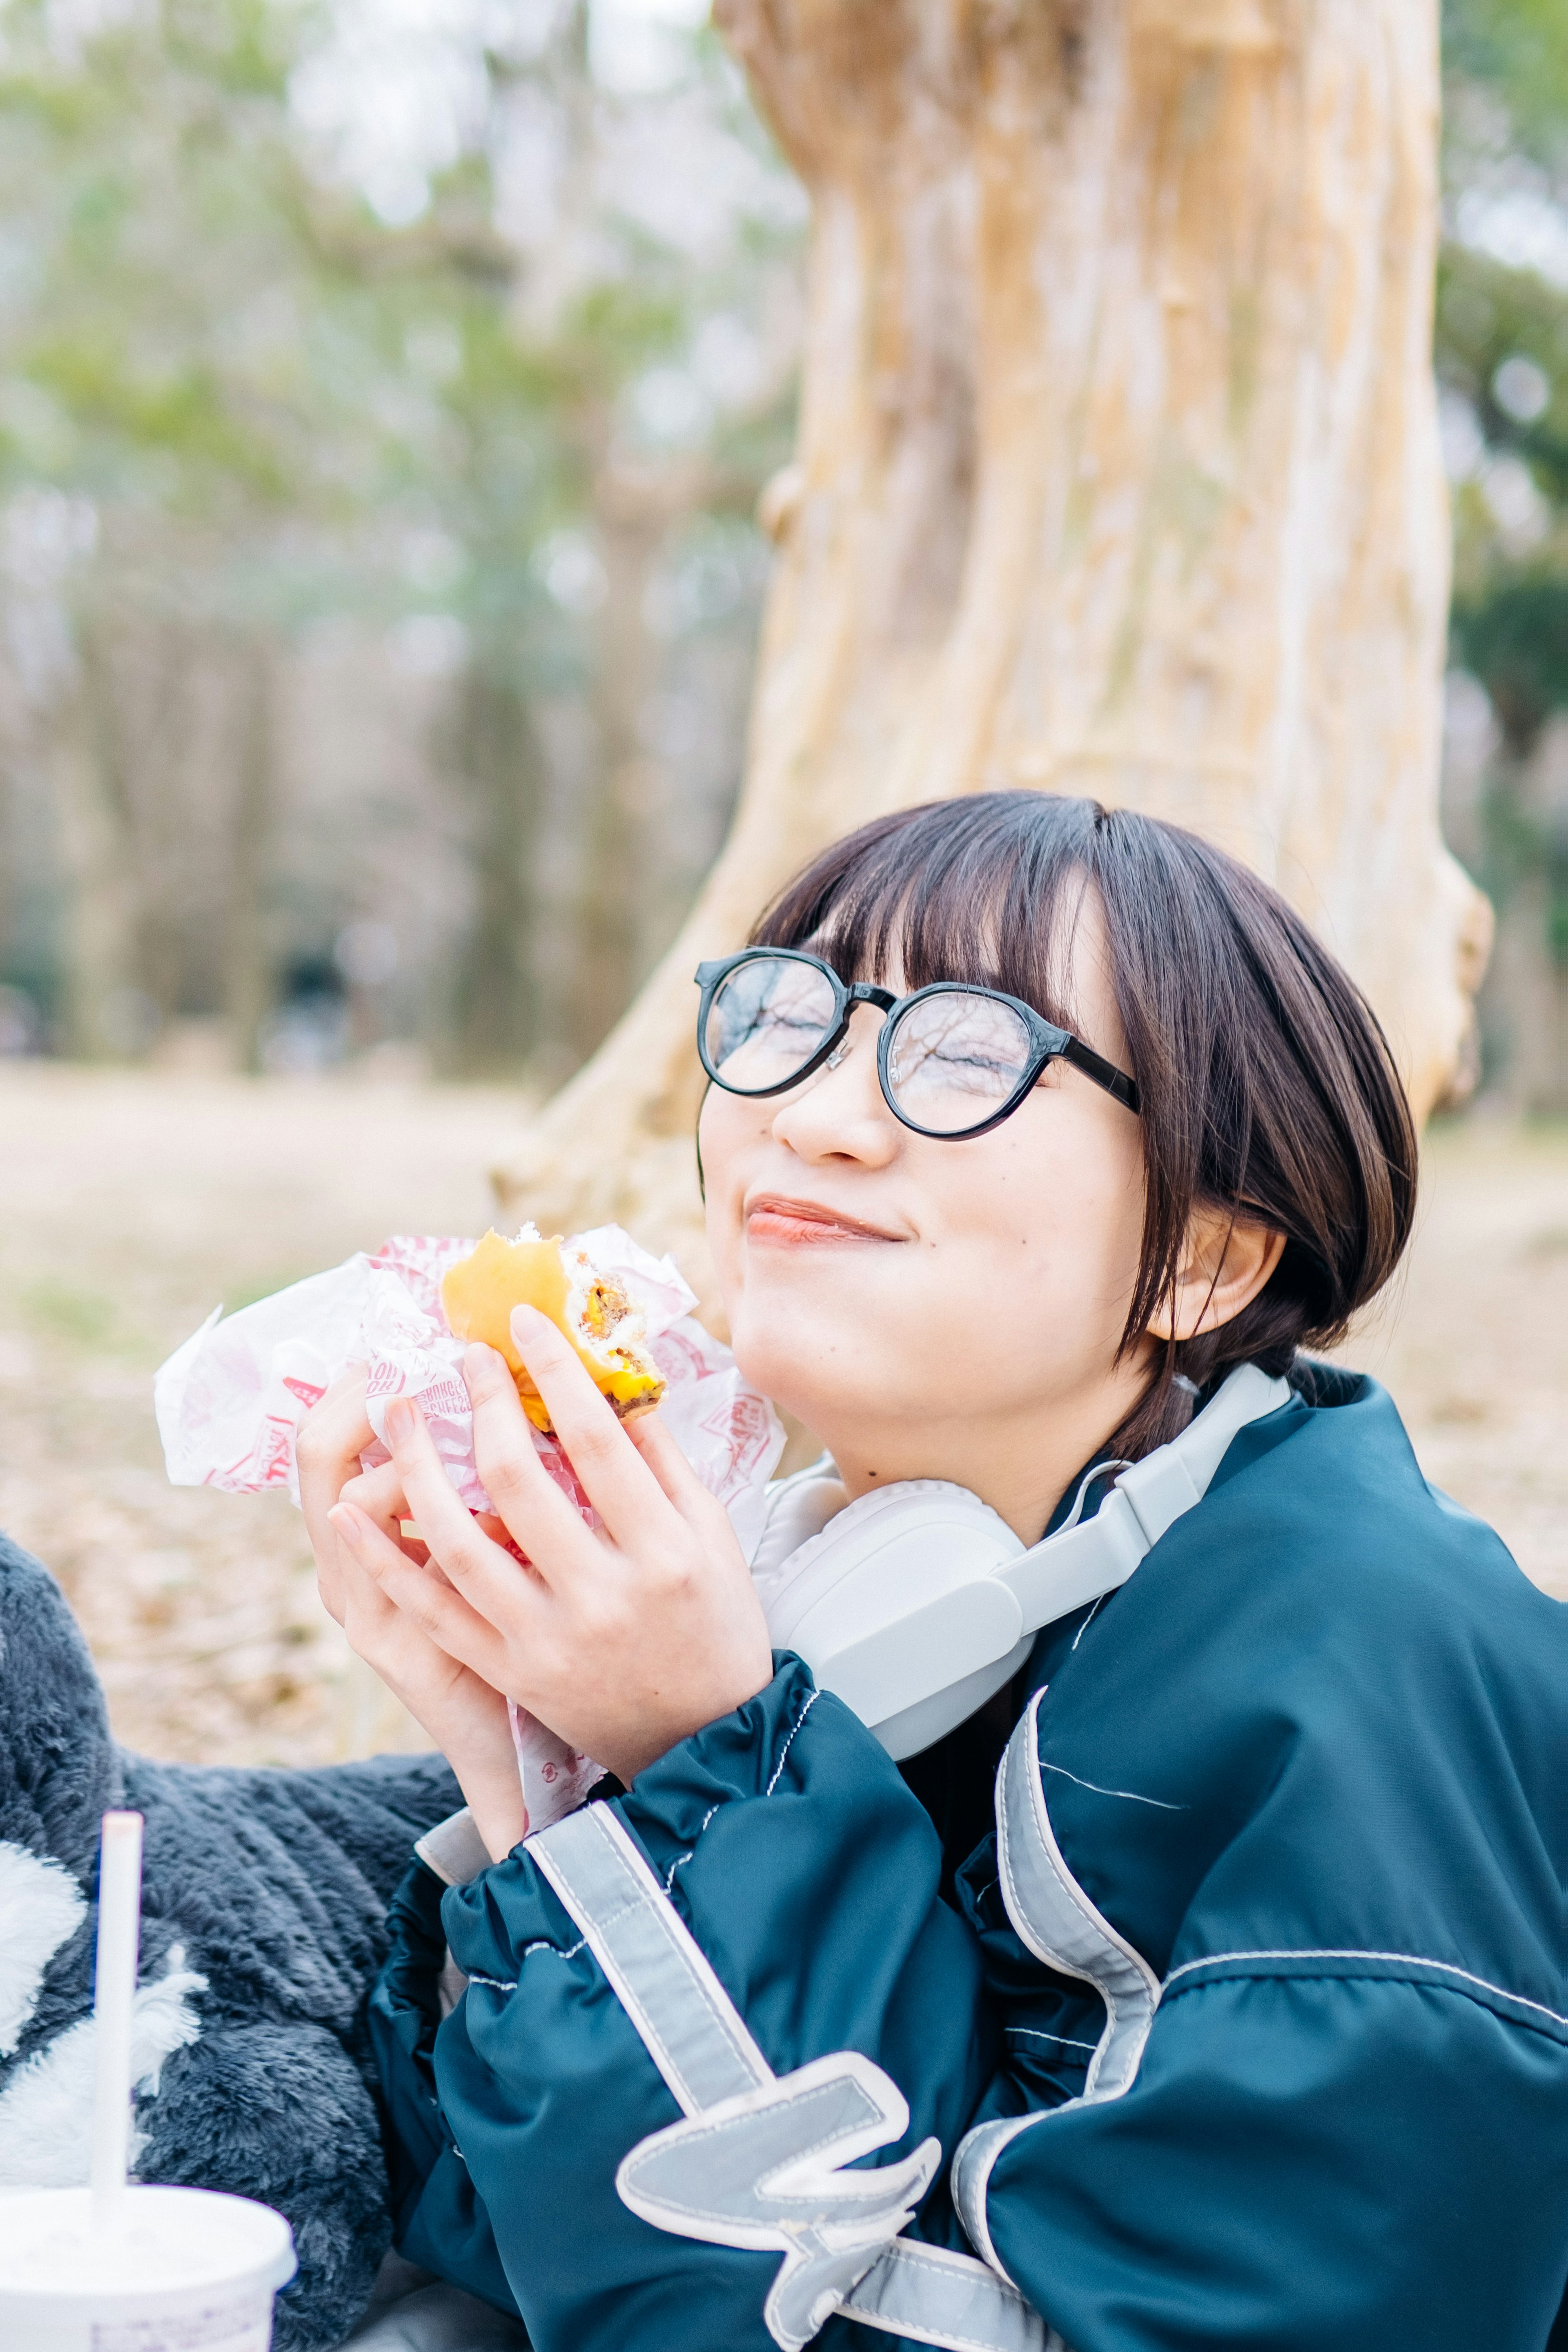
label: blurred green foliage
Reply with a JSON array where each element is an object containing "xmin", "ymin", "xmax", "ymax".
[
  {"xmin": 1439, "ymin": 0, "xmax": 1568, "ymax": 1087},
  {"xmin": 1443, "ymin": 0, "xmax": 1568, "ymax": 163},
  {"xmin": 0, "ymin": 0, "xmax": 801, "ymax": 1071},
  {"xmin": 0, "ymin": 0, "xmax": 748, "ymax": 650}
]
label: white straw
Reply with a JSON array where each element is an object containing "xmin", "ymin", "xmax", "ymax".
[{"xmin": 89, "ymin": 1810, "xmax": 144, "ymax": 2236}]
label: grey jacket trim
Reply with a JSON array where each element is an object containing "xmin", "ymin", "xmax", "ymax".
[
  {"xmin": 528, "ymin": 1800, "xmax": 1042, "ymax": 2352},
  {"xmin": 952, "ymin": 1690, "xmax": 1160, "ymax": 2283},
  {"xmin": 841, "ymin": 2238, "xmax": 1058, "ymax": 2350},
  {"xmin": 996, "ymin": 1688, "xmax": 1159, "ymax": 2099},
  {"xmin": 530, "ymin": 1800, "xmax": 770, "ymax": 2114}
]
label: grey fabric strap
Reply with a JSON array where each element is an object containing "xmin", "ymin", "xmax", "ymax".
[
  {"xmin": 999, "ymin": 1363, "xmax": 1290, "ymax": 1638},
  {"xmin": 530, "ymin": 1800, "xmax": 770, "ymax": 2112},
  {"xmin": 995, "ymin": 1689, "xmax": 1159, "ymax": 2100},
  {"xmin": 529, "ymin": 1802, "xmax": 1046, "ymax": 2352},
  {"xmin": 953, "ymin": 1692, "xmax": 1161, "ymax": 2279},
  {"xmin": 841, "ymin": 2238, "xmax": 1056, "ymax": 2350}
]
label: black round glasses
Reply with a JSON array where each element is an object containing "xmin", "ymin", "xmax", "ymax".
[{"xmin": 694, "ymin": 948, "xmax": 1140, "ymax": 1140}]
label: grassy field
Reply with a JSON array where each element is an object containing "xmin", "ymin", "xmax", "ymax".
[{"xmin": 1, "ymin": 1062, "xmax": 1564, "ymax": 1768}]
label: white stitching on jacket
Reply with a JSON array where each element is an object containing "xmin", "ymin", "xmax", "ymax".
[
  {"xmin": 766, "ymin": 1690, "xmax": 820, "ymax": 1794},
  {"xmin": 1036, "ymin": 1760, "xmax": 1185, "ymax": 1811},
  {"xmin": 1162, "ymin": 1948, "xmax": 1568, "ymax": 2029}
]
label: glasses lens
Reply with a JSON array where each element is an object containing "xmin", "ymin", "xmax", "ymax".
[
  {"xmin": 885, "ymin": 991, "xmax": 1035, "ymax": 1134},
  {"xmin": 704, "ymin": 957, "xmax": 840, "ymax": 1093}
]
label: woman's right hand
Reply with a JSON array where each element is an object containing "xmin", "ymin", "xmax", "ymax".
[{"xmin": 297, "ymin": 1370, "xmax": 526, "ymax": 1856}]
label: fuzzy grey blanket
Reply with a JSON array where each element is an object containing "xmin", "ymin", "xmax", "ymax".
[{"xmin": 0, "ymin": 1531, "xmax": 472, "ymax": 2351}]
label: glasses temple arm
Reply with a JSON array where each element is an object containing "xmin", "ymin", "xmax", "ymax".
[{"xmin": 1060, "ymin": 1035, "xmax": 1140, "ymax": 1114}]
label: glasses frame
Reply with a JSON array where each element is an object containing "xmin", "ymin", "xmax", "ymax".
[{"xmin": 694, "ymin": 947, "xmax": 1140, "ymax": 1139}]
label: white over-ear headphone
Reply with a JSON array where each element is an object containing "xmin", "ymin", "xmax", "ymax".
[{"xmin": 752, "ymin": 1363, "xmax": 1291, "ymax": 1761}]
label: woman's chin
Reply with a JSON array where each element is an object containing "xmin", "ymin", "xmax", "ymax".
[{"xmin": 728, "ymin": 1315, "xmax": 910, "ymax": 1441}]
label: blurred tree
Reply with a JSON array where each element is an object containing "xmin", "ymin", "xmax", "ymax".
[
  {"xmin": 0, "ymin": 0, "xmax": 510, "ymax": 1060},
  {"xmin": 1438, "ymin": 0, "xmax": 1568, "ymax": 1105},
  {"xmin": 0, "ymin": 0, "xmax": 802, "ymax": 1076},
  {"xmin": 496, "ymin": 0, "xmax": 1493, "ymax": 1298}
]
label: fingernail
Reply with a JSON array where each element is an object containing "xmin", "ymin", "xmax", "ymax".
[
  {"xmin": 510, "ymin": 1303, "xmax": 546, "ymax": 1337},
  {"xmin": 327, "ymin": 1501, "xmax": 361, "ymax": 1541},
  {"xmin": 385, "ymin": 1397, "xmax": 414, "ymax": 1440}
]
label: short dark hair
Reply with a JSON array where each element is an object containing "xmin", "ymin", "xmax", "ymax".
[{"xmin": 749, "ymin": 792, "xmax": 1418, "ymax": 1458}]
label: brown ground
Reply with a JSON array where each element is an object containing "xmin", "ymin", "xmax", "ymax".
[{"xmin": 0, "ymin": 1063, "xmax": 1563, "ymax": 1769}]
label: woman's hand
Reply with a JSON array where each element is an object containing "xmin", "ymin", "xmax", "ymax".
[
  {"xmin": 325, "ymin": 1308, "xmax": 775, "ymax": 1787},
  {"xmin": 297, "ymin": 1369, "xmax": 526, "ymax": 1858}
]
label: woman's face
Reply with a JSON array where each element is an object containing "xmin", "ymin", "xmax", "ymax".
[{"xmin": 699, "ymin": 893, "xmax": 1154, "ymax": 1534}]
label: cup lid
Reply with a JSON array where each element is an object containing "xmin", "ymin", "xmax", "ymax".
[{"xmin": 0, "ymin": 2184, "xmax": 296, "ymax": 2302}]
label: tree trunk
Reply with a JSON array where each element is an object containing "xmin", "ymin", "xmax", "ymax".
[
  {"xmin": 446, "ymin": 663, "xmax": 544, "ymax": 1075},
  {"xmin": 56, "ymin": 606, "xmax": 204, "ymax": 1059},
  {"xmin": 53, "ymin": 678, "xmax": 138, "ymax": 1060},
  {"xmin": 567, "ymin": 470, "xmax": 668, "ymax": 1067},
  {"xmin": 54, "ymin": 618, "xmax": 145, "ymax": 1059},
  {"xmin": 225, "ymin": 636, "xmax": 274, "ymax": 1076},
  {"xmin": 494, "ymin": 0, "xmax": 1491, "ymax": 1317}
]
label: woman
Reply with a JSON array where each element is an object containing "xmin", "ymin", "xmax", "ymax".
[{"xmin": 300, "ymin": 793, "xmax": 1567, "ymax": 2352}]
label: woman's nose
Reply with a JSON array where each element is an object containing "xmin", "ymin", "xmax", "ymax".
[{"xmin": 770, "ymin": 1008, "xmax": 897, "ymax": 1163}]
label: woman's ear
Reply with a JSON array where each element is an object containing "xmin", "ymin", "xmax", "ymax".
[{"xmin": 1145, "ymin": 1209, "xmax": 1287, "ymax": 1345}]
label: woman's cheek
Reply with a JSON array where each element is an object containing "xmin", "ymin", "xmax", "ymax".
[
  {"xmin": 698, "ymin": 1104, "xmax": 753, "ymax": 1300},
  {"xmin": 973, "ymin": 1111, "xmax": 1142, "ymax": 1345}
]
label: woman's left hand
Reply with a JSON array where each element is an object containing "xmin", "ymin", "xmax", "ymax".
[
  {"xmin": 299, "ymin": 1370, "xmax": 528, "ymax": 1859},
  {"xmin": 327, "ymin": 1306, "xmax": 775, "ymax": 1787}
]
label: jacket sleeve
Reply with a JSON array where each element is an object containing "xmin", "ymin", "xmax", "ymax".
[
  {"xmin": 944, "ymin": 1682, "xmax": 1568, "ymax": 2352},
  {"xmin": 366, "ymin": 1857, "xmax": 525, "ymax": 2323},
  {"xmin": 966, "ymin": 1959, "xmax": 1568, "ymax": 2352},
  {"xmin": 372, "ymin": 1657, "xmax": 997, "ymax": 2352}
]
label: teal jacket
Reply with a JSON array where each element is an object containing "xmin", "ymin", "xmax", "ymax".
[{"xmin": 369, "ymin": 1370, "xmax": 1568, "ymax": 2351}]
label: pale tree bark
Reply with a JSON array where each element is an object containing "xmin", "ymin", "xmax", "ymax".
[{"xmin": 495, "ymin": 0, "xmax": 1491, "ymax": 1316}]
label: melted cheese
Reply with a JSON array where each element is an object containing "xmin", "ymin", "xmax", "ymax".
[{"xmin": 440, "ymin": 1229, "xmax": 666, "ymax": 1433}]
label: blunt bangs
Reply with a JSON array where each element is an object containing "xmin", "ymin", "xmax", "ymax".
[
  {"xmin": 747, "ymin": 792, "xmax": 1419, "ymax": 1459},
  {"xmin": 750, "ymin": 795, "xmax": 1100, "ymax": 1030}
]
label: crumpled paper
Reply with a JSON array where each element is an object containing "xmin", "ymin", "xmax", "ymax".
[{"xmin": 154, "ymin": 1227, "xmax": 786, "ymax": 1834}]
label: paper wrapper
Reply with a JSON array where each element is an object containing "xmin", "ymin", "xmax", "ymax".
[{"xmin": 154, "ymin": 1227, "xmax": 786, "ymax": 1835}]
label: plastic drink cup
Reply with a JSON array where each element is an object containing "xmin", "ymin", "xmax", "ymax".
[
  {"xmin": 0, "ymin": 2180, "xmax": 296, "ymax": 2351},
  {"xmin": 0, "ymin": 1815, "xmax": 296, "ymax": 2346}
]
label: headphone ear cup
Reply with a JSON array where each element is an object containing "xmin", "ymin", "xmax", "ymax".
[
  {"xmin": 762, "ymin": 1483, "xmax": 1028, "ymax": 1759},
  {"xmin": 750, "ymin": 1458, "xmax": 848, "ymax": 1597},
  {"xmin": 751, "ymin": 1363, "xmax": 1293, "ymax": 1762}
]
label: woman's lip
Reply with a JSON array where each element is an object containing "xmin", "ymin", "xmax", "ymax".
[{"xmin": 744, "ymin": 1195, "xmax": 905, "ymax": 1245}]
